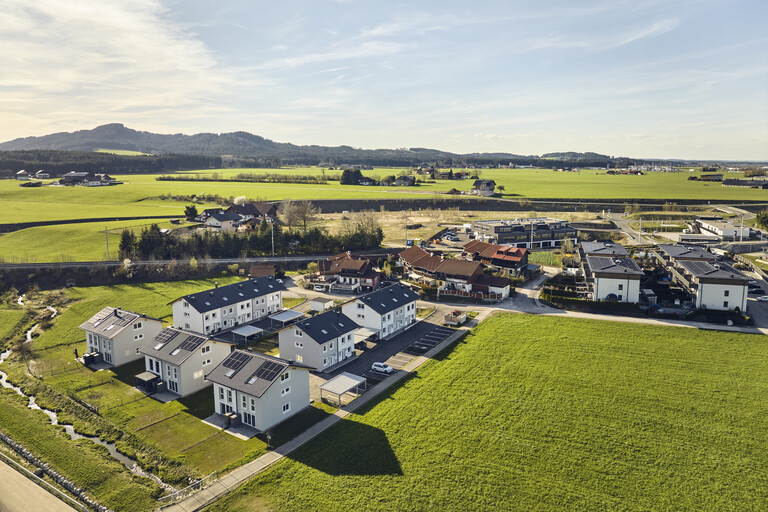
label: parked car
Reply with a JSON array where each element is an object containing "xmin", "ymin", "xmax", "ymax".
[
  {"xmin": 313, "ymin": 285, "xmax": 325, "ymax": 292},
  {"xmin": 371, "ymin": 362, "xmax": 394, "ymax": 374},
  {"xmin": 757, "ymin": 296, "xmax": 768, "ymax": 302},
  {"xmin": 749, "ymin": 287, "xmax": 764, "ymax": 295}
]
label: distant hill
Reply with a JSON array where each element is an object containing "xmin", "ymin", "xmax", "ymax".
[{"xmin": 0, "ymin": 124, "xmax": 642, "ymax": 168}]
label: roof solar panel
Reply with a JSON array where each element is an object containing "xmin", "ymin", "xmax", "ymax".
[
  {"xmin": 223, "ymin": 351, "xmax": 252, "ymax": 373},
  {"xmin": 178, "ymin": 335, "xmax": 206, "ymax": 352},
  {"xmin": 153, "ymin": 329, "xmax": 180, "ymax": 347},
  {"xmin": 251, "ymin": 360, "xmax": 282, "ymax": 383}
]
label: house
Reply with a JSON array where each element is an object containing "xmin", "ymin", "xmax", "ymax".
[
  {"xmin": 79, "ymin": 307, "xmax": 163, "ymax": 367},
  {"xmin": 35, "ymin": 170, "xmax": 50, "ymax": 179},
  {"xmin": 698, "ymin": 173, "xmax": 723, "ymax": 182},
  {"xmin": 195, "ymin": 208, "xmax": 222, "ymax": 222},
  {"xmin": 673, "ymin": 261, "xmax": 748, "ymax": 311},
  {"xmin": 310, "ymin": 253, "xmax": 382, "ymax": 293},
  {"xmin": 206, "ymin": 349, "xmax": 310, "ymax": 431},
  {"xmin": 16, "ymin": 170, "xmax": 29, "ymax": 180},
  {"xmin": 394, "ymin": 176, "xmax": 416, "ymax": 186},
  {"xmin": 470, "ymin": 179, "xmax": 496, "ymax": 196},
  {"xmin": 462, "ymin": 240, "xmax": 529, "ymax": 274},
  {"xmin": 471, "ymin": 218, "xmax": 577, "ymax": 249},
  {"xmin": 172, "ymin": 277, "xmax": 287, "ymax": 336},
  {"xmin": 59, "ymin": 171, "xmax": 96, "ymax": 186},
  {"xmin": 138, "ymin": 327, "xmax": 232, "ymax": 398},
  {"xmin": 654, "ymin": 244, "xmax": 717, "ymax": 266},
  {"xmin": 581, "ymin": 255, "xmax": 644, "ymax": 303},
  {"xmin": 278, "ymin": 310, "xmax": 358, "ymax": 371},
  {"xmin": 580, "ymin": 242, "xmax": 629, "ymax": 258},
  {"xmin": 248, "ymin": 264, "xmax": 276, "ymax": 278},
  {"xmin": 96, "ymin": 174, "xmax": 117, "ymax": 185},
  {"xmin": 341, "ymin": 284, "xmax": 419, "ymax": 339},
  {"xmin": 225, "ymin": 202, "xmax": 279, "ymax": 223},
  {"xmin": 205, "ymin": 212, "xmax": 241, "ymax": 232}
]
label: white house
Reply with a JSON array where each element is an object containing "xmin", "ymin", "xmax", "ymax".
[
  {"xmin": 205, "ymin": 212, "xmax": 240, "ymax": 232},
  {"xmin": 138, "ymin": 327, "xmax": 232, "ymax": 398},
  {"xmin": 278, "ymin": 310, "xmax": 358, "ymax": 371},
  {"xmin": 341, "ymin": 284, "xmax": 419, "ymax": 339},
  {"xmin": 582, "ymin": 255, "xmax": 643, "ymax": 303},
  {"xmin": 206, "ymin": 349, "xmax": 310, "ymax": 432},
  {"xmin": 172, "ymin": 277, "xmax": 287, "ymax": 336},
  {"xmin": 675, "ymin": 260, "xmax": 749, "ymax": 311},
  {"xmin": 16, "ymin": 170, "xmax": 29, "ymax": 180},
  {"xmin": 79, "ymin": 307, "xmax": 163, "ymax": 367}
]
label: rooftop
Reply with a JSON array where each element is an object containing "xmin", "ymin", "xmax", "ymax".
[
  {"xmin": 79, "ymin": 307, "xmax": 159, "ymax": 337},
  {"xmin": 293, "ymin": 310, "xmax": 357, "ymax": 344},
  {"xmin": 585, "ymin": 255, "xmax": 644, "ymax": 276},
  {"xmin": 678, "ymin": 260, "xmax": 749, "ymax": 281},
  {"xmin": 580, "ymin": 242, "xmax": 629, "ymax": 257},
  {"xmin": 139, "ymin": 327, "xmax": 219, "ymax": 366},
  {"xmin": 357, "ymin": 284, "xmax": 420, "ymax": 315},
  {"xmin": 656, "ymin": 244, "xmax": 716, "ymax": 261},
  {"xmin": 206, "ymin": 349, "xmax": 305, "ymax": 398},
  {"xmin": 179, "ymin": 276, "xmax": 287, "ymax": 314}
]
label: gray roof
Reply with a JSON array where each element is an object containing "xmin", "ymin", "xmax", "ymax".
[
  {"xmin": 357, "ymin": 284, "xmax": 419, "ymax": 315},
  {"xmin": 79, "ymin": 307, "xmax": 160, "ymax": 338},
  {"xmin": 139, "ymin": 327, "xmax": 222, "ymax": 366},
  {"xmin": 209, "ymin": 212, "xmax": 241, "ymax": 222},
  {"xmin": 585, "ymin": 255, "xmax": 644, "ymax": 276},
  {"xmin": 678, "ymin": 260, "xmax": 748, "ymax": 282},
  {"xmin": 656, "ymin": 244, "xmax": 716, "ymax": 260},
  {"xmin": 294, "ymin": 311, "xmax": 357, "ymax": 345},
  {"xmin": 581, "ymin": 242, "xmax": 629, "ymax": 257},
  {"xmin": 206, "ymin": 349, "xmax": 306, "ymax": 398},
  {"xmin": 180, "ymin": 277, "xmax": 287, "ymax": 314}
]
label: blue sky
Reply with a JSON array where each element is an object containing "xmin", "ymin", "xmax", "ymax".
[{"xmin": 1, "ymin": 0, "xmax": 766, "ymax": 160}]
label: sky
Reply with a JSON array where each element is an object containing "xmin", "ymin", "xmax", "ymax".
[{"xmin": 1, "ymin": 0, "xmax": 767, "ymax": 161}]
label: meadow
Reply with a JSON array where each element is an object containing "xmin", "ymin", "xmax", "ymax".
[{"xmin": 208, "ymin": 313, "xmax": 768, "ymax": 512}]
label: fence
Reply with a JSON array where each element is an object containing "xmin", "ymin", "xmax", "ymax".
[
  {"xmin": 437, "ymin": 289, "xmax": 503, "ymax": 302},
  {"xmin": 158, "ymin": 471, "xmax": 217, "ymax": 504}
]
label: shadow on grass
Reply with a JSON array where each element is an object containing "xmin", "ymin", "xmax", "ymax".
[
  {"xmin": 178, "ymin": 388, "xmax": 216, "ymax": 420},
  {"xmin": 260, "ymin": 403, "xmax": 334, "ymax": 447},
  {"xmin": 286, "ymin": 419, "xmax": 402, "ymax": 476},
  {"xmin": 112, "ymin": 359, "xmax": 147, "ymax": 386}
]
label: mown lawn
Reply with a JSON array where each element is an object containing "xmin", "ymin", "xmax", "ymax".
[{"xmin": 208, "ymin": 313, "xmax": 768, "ymax": 512}]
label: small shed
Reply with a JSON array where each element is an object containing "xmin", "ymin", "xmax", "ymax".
[
  {"xmin": 310, "ymin": 297, "xmax": 334, "ymax": 313},
  {"xmin": 318, "ymin": 372, "xmax": 367, "ymax": 406},
  {"xmin": 135, "ymin": 371, "xmax": 160, "ymax": 394}
]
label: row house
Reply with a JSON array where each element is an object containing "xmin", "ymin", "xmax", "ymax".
[
  {"xmin": 341, "ymin": 284, "xmax": 419, "ymax": 340},
  {"xmin": 79, "ymin": 307, "xmax": 163, "ymax": 367},
  {"xmin": 278, "ymin": 310, "xmax": 358, "ymax": 371},
  {"xmin": 172, "ymin": 277, "xmax": 286, "ymax": 336}
]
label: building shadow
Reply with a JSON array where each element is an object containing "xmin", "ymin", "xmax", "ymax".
[{"xmin": 288, "ymin": 419, "xmax": 403, "ymax": 476}]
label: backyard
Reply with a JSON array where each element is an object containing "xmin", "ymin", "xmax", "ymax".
[{"xmin": 207, "ymin": 313, "xmax": 768, "ymax": 512}]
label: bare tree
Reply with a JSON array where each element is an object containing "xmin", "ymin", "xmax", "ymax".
[
  {"xmin": 278, "ymin": 201, "xmax": 300, "ymax": 231},
  {"xmin": 294, "ymin": 201, "xmax": 318, "ymax": 233}
]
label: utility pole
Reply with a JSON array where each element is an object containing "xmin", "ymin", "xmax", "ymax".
[
  {"xmin": 271, "ymin": 221, "xmax": 275, "ymax": 257},
  {"xmin": 405, "ymin": 217, "xmax": 408, "ymax": 246},
  {"xmin": 740, "ymin": 215, "xmax": 744, "ymax": 243},
  {"xmin": 105, "ymin": 227, "xmax": 110, "ymax": 261}
]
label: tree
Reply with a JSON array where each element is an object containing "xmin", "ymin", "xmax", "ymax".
[
  {"xmin": 184, "ymin": 204, "xmax": 198, "ymax": 220},
  {"xmin": 294, "ymin": 201, "xmax": 318, "ymax": 233},
  {"xmin": 756, "ymin": 210, "xmax": 768, "ymax": 230},
  {"xmin": 234, "ymin": 195, "xmax": 247, "ymax": 205},
  {"xmin": 118, "ymin": 229, "xmax": 137, "ymax": 259},
  {"xmin": 496, "ymin": 184, "xmax": 505, "ymax": 194},
  {"xmin": 278, "ymin": 201, "xmax": 300, "ymax": 231}
]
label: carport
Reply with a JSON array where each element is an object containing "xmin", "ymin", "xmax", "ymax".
[
  {"xmin": 318, "ymin": 372, "xmax": 367, "ymax": 406},
  {"xmin": 268, "ymin": 310, "xmax": 304, "ymax": 328},
  {"xmin": 354, "ymin": 327, "xmax": 378, "ymax": 343},
  {"xmin": 230, "ymin": 325, "xmax": 263, "ymax": 344}
]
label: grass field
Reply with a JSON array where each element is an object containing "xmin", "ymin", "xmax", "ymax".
[
  {"xmin": 207, "ymin": 313, "xmax": 768, "ymax": 512},
  {"xmin": 95, "ymin": 148, "xmax": 152, "ymax": 156}
]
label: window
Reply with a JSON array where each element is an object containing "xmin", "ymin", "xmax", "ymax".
[
  {"xmin": 724, "ymin": 290, "xmax": 730, "ymax": 297},
  {"xmin": 212, "ymin": 312, "xmax": 217, "ymax": 318},
  {"xmin": 282, "ymin": 403, "xmax": 291, "ymax": 413},
  {"xmin": 241, "ymin": 395, "xmax": 247, "ymax": 408},
  {"xmin": 185, "ymin": 323, "xmax": 190, "ymax": 329},
  {"xmin": 134, "ymin": 333, "xmax": 143, "ymax": 341},
  {"xmin": 202, "ymin": 345, "xmax": 210, "ymax": 354},
  {"xmin": 357, "ymin": 302, "xmax": 364, "ymax": 309},
  {"xmin": 203, "ymin": 359, "xmax": 211, "ymax": 366},
  {"xmin": 205, "ymin": 315, "xmax": 210, "ymax": 321},
  {"xmin": 357, "ymin": 314, "xmax": 364, "ymax": 319},
  {"xmin": 226, "ymin": 389, "xmax": 232, "ymax": 402},
  {"xmin": 281, "ymin": 387, "xmax": 291, "ymax": 396},
  {"xmin": 133, "ymin": 322, "xmax": 142, "ymax": 330},
  {"xmin": 219, "ymin": 387, "xmax": 224, "ymax": 400},
  {"xmin": 618, "ymin": 284, "xmax": 624, "ymax": 291},
  {"xmin": 323, "ymin": 345, "xmax": 327, "ymax": 352},
  {"xmin": 323, "ymin": 358, "xmax": 328, "ymax": 365},
  {"xmin": 281, "ymin": 372, "xmax": 290, "ymax": 382},
  {"xmin": 330, "ymin": 342, "xmax": 334, "ymax": 349},
  {"xmin": 296, "ymin": 355, "xmax": 303, "ymax": 362},
  {"xmin": 229, "ymin": 307, "xmax": 233, "ymax": 314},
  {"xmin": 295, "ymin": 341, "xmax": 303, "ymax": 348},
  {"xmin": 184, "ymin": 312, "xmax": 190, "ymax": 317},
  {"xmin": 295, "ymin": 329, "xmax": 303, "ymax": 337},
  {"xmin": 183, "ymin": 302, "xmax": 189, "ymax": 308},
  {"xmin": 724, "ymin": 301, "xmax": 729, "ymax": 308}
]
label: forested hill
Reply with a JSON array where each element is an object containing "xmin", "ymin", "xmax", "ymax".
[{"xmin": 0, "ymin": 124, "xmax": 640, "ymax": 168}]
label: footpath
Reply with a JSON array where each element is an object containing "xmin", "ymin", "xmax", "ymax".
[{"xmin": 160, "ymin": 310, "xmax": 491, "ymax": 512}]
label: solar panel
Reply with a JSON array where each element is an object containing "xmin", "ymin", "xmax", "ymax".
[
  {"xmin": 178, "ymin": 335, "xmax": 206, "ymax": 352},
  {"xmin": 153, "ymin": 329, "xmax": 180, "ymax": 347},
  {"xmin": 223, "ymin": 351, "xmax": 252, "ymax": 374},
  {"xmin": 250, "ymin": 361, "xmax": 283, "ymax": 383}
]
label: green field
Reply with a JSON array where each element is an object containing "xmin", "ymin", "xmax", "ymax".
[
  {"xmin": 208, "ymin": 313, "xmax": 768, "ymax": 512},
  {"xmin": 95, "ymin": 148, "xmax": 153, "ymax": 156}
]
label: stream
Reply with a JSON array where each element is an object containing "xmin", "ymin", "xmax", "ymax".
[{"xmin": 0, "ymin": 325, "xmax": 177, "ymax": 493}]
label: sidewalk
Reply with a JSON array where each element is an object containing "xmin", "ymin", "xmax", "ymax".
[{"xmin": 160, "ymin": 311, "xmax": 487, "ymax": 512}]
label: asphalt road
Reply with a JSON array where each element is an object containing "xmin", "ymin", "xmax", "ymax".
[{"xmin": 0, "ymin": 459, "xmax": 77, "ymax": 512}]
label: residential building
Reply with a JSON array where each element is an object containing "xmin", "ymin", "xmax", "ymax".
[
  {"xmin": 206, "ymin": 349, "xmax": 310, "ymax": 432},
  {"xmin": 462, "ymin": 240, "xmax": 529, "ymax": 274},
  {"xmin": 225, "ymin": 202, "xmax": 279, "ymax": 223},
  {"xmin": 694, "ymin": 218, "xmax": 750, "ymax": 241},
  {"xmin": 580, "ymin": 242, "xmax": 629, "ymax": 258},
  {"xmin": 79, "ymin": 307, "xmax": 163, "ymax": 367},
  {"xmin": 472, "ymin": 218, "xmax": 577, "ymax": 249},
  {"xmin": 16, "ymin": 170, "xmax": 29, "ymax": 180},
  {"xmin": 341, "ymin": 284, "xmax": 419, "ymax": 339},
  {"xmin": 138, "ymin": 327, "xmax": 232, "ymax": 397},
  {"xmin": 278, "ymin": 310, "xmax": 358, "ymax": 371},
  {"xmin": 195, "ymin": 208, "xmax": 222, "ymax": 222},
  {"xmin": 671, "ymin": 261, "xmax": 748, "ymax": 311},
  {"xmin": 205, "ymin": 212, "xmax": 241, "ymax": 232},
  {"xmin": 309, "ymin": 253, "xmax": 382, "ymax": 293},
  {"xmin": 582, "ymin": 255, "xmax": 644, "ymax": 303},
  {"xmin": 172, "ymin": 277, "xmax": 286, "ymax": 336},
  {"xmin": 654, "ymin": 244, "xmax": 717, "ymax": 266},
  {"xmin": 35, "ymin": 170, "xmax": 50, "ymax": 179},
  {"xmin": 470, "ymin": 179, "xmax": 496, "ymax": 196},
  {"xmin": 59, "ymin": 171, "xmax": 96, "ymax": 186}
]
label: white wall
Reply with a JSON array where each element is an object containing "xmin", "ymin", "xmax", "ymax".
[
  {"xmin": 593, "ymin": 276, "xmax": 640, "ymax": 303},
  {"xmin": 696, "ymin": 282, "xmax": 748, "ymax": 311}
]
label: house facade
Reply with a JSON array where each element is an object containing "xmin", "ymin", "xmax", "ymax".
[
  {"xmin": 462, "ymin": 240, "xmax": 529, "ymax": 274},
  {"xmin": 470, "ymin": 179, "xmax": 496, "ymax": 196},
  {"xmin": 582, "ymin": 255, "xmax": 643, "ymax": 303},
  {"xmin": 205, "ymin": 212, "xmax": 240, "ymax": 232},
  {"xmin": 309, "ymin": 253, "xmax": 382, "ymax": 293},
  {"xmin": 341, "ymin": 284, "xmax": 419, "ymax": 339},
  {"xmin": 472, "ymin": 218, "xmax": 577, "ymax": 249},
  {"xmin": 672, "ymin": 261, "xmax": 748, "ymax": 311},
  {"xmin": 278, "ymin": 311, "xmax": 358, "ymax": 371},
  {"xmin": 172, "ymin": 277, "xmax": 286, "ymax": 336},
  {"xmin": 207, "ymin": 349, "xmax": 310, "ymax": 431},
  {"xmin": 79, "ymin": 307, "xmax": 163, "ymax": 367},
  {"xmin": 138, "ymin": 327, "xmax": 232, "ymax": 397}
]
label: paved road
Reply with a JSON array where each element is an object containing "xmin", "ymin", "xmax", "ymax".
[
  {"xmin": 0, "ymin": 459, "xmax": 78, "ymax": 512},
  {"xmin": 607, "ymin": 214, "xmax": 652, "ymax": 245}
]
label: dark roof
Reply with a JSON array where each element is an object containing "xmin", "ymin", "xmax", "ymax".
[
  {"xmin": 209, "ymin": 212, "xmax": 241, "ymax": 222},
  {"xmin": 678, "ymin": 260, "xmax": 748, "ymax": 281},
  {"xmin": 139, "ymin": 327, "xmax": 220, "ymax": 366},
  {"xmin": 472, "ymin": 179, "xmax": 496, "ymax": 187},
  {"xmin": 585, "ymin": 256, "xmax": 644, "ymax": 276},
  {"xmin": 294, "ymin": 311, "xmax": 357, "ymax": 344},
  {"xmin": 206, "ymin": 349, "xmax": 307, "ymax": 398},
  {"xmin": 580, "ymin": 242, "xmax": 629, "ymax": 257},
  {"xmin": 357, "ymin": 284, "xmax": 419, "ymax": 314},
  {"xmin": 248, "ymin": 264, "xmax": 276, "ymax": 277},
  {"xmin": 79, "ymin": 307, "xmax": 160, "ymax": 337},
  {"xmin": 179, "ymin": 277, "xmax": 287, "ymax": 313},
  {"xmin": 400, "ymin": 246, "xmax": 481, "ymax": 277},
  {"xmin": 227, "ymin": 202, "xmax": 278, "ymax": 217},
  {"xmin": 472, "ymin": 273, "xmax": 510, "ymax": 288},
  {"xmin": 656, "ymin": 244, "xmax": 716, "ymax": 261}
]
